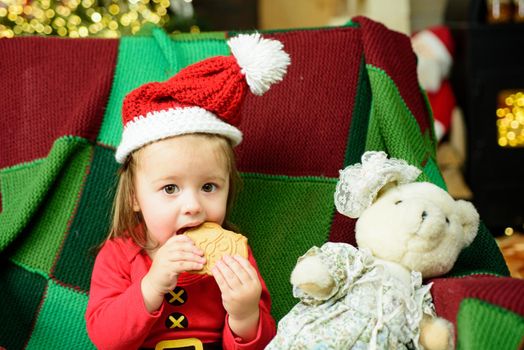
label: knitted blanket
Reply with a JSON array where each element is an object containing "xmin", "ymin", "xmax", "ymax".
[{"xmin": 1, "ymin": 16, "xmax": 522, "ymax": 349}]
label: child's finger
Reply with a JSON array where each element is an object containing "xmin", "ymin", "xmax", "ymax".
[
  {"xmin": 222, "ymin": 255, "xmax": 252, "ymax": 283},
  {"xmin": 211, "ymin": 264, "xmax": 229, "ymax": 291},
  {"xmin": 168, "ymin": 251, "xmax": 206, "ymax": 264},
  {"xmin": 173, "ymin": 260, "xmax": 204, "ymax": 273},
  {"xmin": 214, "ymin": 259, "xmax": 241, "ymax": 289},
  {"xmin": 165, "ymin": 244, "xmax": 204, "ymax": 258},
  {"xmin": 166, "ymin": 234, "xmax": 193, "ymax": 244},
  {"xmin": 165, "ymin": 236, "xmax": 204, "ymax": 255},
  {"xmin": 231, "ymin": 255, "xmax": 259, "ymax": 282}
]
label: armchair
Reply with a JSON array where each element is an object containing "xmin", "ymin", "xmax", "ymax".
[{"xmin": 1, "ymin": 16, "xmax": 522, "ymax": 349}]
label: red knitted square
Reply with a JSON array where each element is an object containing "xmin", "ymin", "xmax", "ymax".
[
  {"xmin": 235, "ymin": 28, "xmax": 363, "ymax": 178},
  {"xmin": 0, "ymin": 37, "xmax": 118, "ymax": 169}
]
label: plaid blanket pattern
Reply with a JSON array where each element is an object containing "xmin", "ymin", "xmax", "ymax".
[{"xmin": 1, "ymin": 16, "xmax": 522, "ymax": 349}]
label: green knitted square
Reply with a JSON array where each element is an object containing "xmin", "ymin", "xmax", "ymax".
[
  {"xmin": 53, "ymin": 145, "xmax": 120, "ymax": 292},
  {"xmin": 0, "ymin": 137, "xmax": 92, "ymax": 262},
  {"xmin": 97, "ymin": 29, "xmax": 229, "ymax": 147},
  {"xmin": 0, "ymin": 260, "xmax": 47, "ymax": 350},
  {"xmin": 230, "ymin": 173, "xmax": 336, "ymax": 321},
  {"xmin": 422, "ymin": 156, "xmax": 446, "ymax": 189},
  {"xmin": 450, "ymin": 221, "xmax": 510, "ymax": 277},
  {"xmin": 7, "ymin": 140, "xmax": 92, "ymax": 275},
  {"xmin": 26, "ymin": 279, "xmax": 94, "ymax": 350},
  {"xmin": 365, "ymin": 66, "xmax": 436, "ymax": 170},
  {"xmin": 457, "ymin": 298, "xmax": 524, "ymax": 350},
  {"xmin": 345, "ymin": 56, "xmax": 371, "ymax": 167}
]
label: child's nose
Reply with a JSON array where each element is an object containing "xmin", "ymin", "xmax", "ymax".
[{"xmin": 182, "ymin": 191, "xmax": 203, "ymax": 215}]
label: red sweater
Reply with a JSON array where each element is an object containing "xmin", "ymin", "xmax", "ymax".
[{"xmin": 85, "ymin": 237, "xmax": 276, "ymax": 349}]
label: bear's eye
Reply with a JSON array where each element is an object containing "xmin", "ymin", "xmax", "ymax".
[
  {"xmin": 446, "ymin": 217, "xmax": 450, "ymax": 224},
  {"xmin": 395, "ymin": 200, "xmax": 402, "ymax": 205}
]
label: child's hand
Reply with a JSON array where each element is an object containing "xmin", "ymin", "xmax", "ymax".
[
  {"xmin": 212, "ymin": 255, "xmax": 261, "ymax": 341},
  {"xmin": 141, "ymin": 235, "xmax": 205, "ymax": 312}
]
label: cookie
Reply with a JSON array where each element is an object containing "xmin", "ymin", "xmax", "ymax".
[{"xmin": 184, "ymin": 222, "xmax": 248, "ymax": 275}]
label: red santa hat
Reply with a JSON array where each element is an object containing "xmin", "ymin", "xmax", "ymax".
[{"xmin": 115, "ymin": 33, "xmax": 291, "ymax": 163}]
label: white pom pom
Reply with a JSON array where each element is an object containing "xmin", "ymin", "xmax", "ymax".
[{"xmin": 228, "ymin": 33, "xmax": 291, "ymax": 96}]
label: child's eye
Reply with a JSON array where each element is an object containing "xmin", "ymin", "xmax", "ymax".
[
  {"xmin": 202, "ymin": 183, "xmax": 216, "ymax": 193},
  {"xmin": 163, "ymin": 184, "xmax": 179, "ymax": 194}
]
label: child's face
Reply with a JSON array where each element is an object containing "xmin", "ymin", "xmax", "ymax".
[{"xmin": 132, "ymin": 135, "xmax": 230, "ymax": 249}]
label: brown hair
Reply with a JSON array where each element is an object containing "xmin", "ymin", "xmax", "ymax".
[{"xmin": 104, "ymin": 134, "xmax": 242, "ymax": 250}]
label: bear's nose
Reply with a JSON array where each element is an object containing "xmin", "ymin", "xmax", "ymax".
[{"xmin": 421, "ymin": 211, "xmax": 428, "ymax": 220}]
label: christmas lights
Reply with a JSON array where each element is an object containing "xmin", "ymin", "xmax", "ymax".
[
  {"xmin": 0, "ymin": 0, "xmax": 178, "ymax": 38},
  {"xmin": 497, "ymin": 91, "xmax": 524, "ymax": 148}
]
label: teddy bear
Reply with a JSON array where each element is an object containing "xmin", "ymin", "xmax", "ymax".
[{"xmin": 265, "ymin": 151, "xmax": 479, "ymax": 350}]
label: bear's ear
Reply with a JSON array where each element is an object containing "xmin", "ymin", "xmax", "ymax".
[{"xmin": 455, "ymin": 200, "xmax": 480, "ymax": 246}]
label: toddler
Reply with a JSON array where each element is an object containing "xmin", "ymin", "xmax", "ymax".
[{"xmin": 85, "ymin": 33, "xmax": 290, "ymax": 350}]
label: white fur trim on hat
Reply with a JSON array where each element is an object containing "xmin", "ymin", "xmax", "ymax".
[{"xmin": 115, "ymin": 107, "xmax": 243, "ymax": 163}]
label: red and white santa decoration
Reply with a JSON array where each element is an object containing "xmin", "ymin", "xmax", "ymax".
[{"xmin": 411, "ymin": 25, "xmax": 457, "ymax": 142}]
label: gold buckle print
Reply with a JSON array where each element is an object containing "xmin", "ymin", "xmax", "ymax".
[{"xmin": 155, "ymin": 338, "xmax": 203, "ymax": 350}]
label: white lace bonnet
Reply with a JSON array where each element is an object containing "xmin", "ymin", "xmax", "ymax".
[{"xmin": 334, "ymin": 151, "xmax": 422, "ymax": 218}]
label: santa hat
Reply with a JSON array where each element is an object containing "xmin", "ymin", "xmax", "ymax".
[
  {"xmin": 115, "ymin": 33, "xmax": 291, "ymax": 163},
  {"xmin": 411, "ymin": 25, "xmax": 454, "ymax": 93}
]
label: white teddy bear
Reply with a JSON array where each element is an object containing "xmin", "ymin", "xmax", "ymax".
[{"xmin": 266, "ymin": 151, "xmax": 479, "ymax": 350}]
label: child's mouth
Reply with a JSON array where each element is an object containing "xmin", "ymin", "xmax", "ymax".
[
  {"xmin": 177, "ymin": 227, "xmax": 190, "ymax": 235},
  {"xmin": 176, "ymin": 224, "xmax": 202, "ymax": 235}
]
